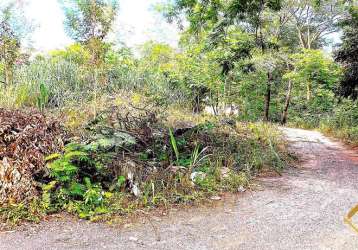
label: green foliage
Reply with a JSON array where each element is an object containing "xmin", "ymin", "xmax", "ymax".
[
  {"xmin": 283, "ymin": 49, "xmax": 341, "ymax": 127},
  {"xmin": 0, "ymin": 0, "xmax": 351, "ymax": 126},
  {"xmin": 334, "ymin": 6, "xmax": 358, "ymax": 99},
  {"xmin": 0, "ymin": 200, "xmax": 44, "ymax": 226},
  {"xmin": 222, "ymin": 172, "xmax": 250, "ymax": 192},
  {"xmin": 288, "ymin": 50, "xmax": 340, "ymax": 92},
  {"xmin": 190, "ymin": 145, "xmax": 210, "ymax": 168},
  {"xmin": 50, "ymin": 43, "xmax": 91, "ymax": 65},
  {"xmin": 0, "ymin": 0, "xmax": 355, "ymax": 227},
  {"xmin": 0, "ymin": 113, "xmax": 292, "ymax": 226},
  {"xmin": 43, "ymin": 143, "xmax": 109, "ymax": 218},
  {"xmin": 169, "ymin": 128, "xmax": 180, "ymax": 162},
  {"xmin": 116, "ymin": 176, "xmax": 126, "ymax": 189},
  {"xmin": 0, "ymin": 1, "xmax": 33, "ymax": 86},
  {"xmin": 60, "ymin": 0, "xmax": 119, "ymax": 43},
  {"xmin": 319, "ymin": 99, "xmax": 358, "ymax": 145},
  {"xmin": 140, "ymin": 41, "xmax": 176, "ymax": 74},
  {"xmin": 1, "ymin": 54, "xmax": 91, "ymax": 108},
  {"xmin": 164, "ymin": 0, "xmax": 282, "ymax": 34},
  {"xmin": 174, "ymin": 39, "xmax": 223, "ymax": 112},
  {"xmin": 36, "ymin": 83, "xmax": 49, "ymax": 112}
]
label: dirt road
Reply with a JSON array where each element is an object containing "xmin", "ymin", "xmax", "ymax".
[{"xmin": 1, "ymin": 128, "xmax": 358, "ymax": 249}]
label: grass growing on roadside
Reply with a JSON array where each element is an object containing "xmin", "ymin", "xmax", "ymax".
[
  {"xmin": 284, "ymin": 99, "xmax": 358, "ymax": 146},
  {"xmin": 0, "ymin": 96, "xmax": 292, "ymax": 228},
  {"xmin": 0, "ymin": 123, "xmax": 290, "ymax": 227},
  {"xmin": 318, "ymin": 100, "xmax": 358, "ymax": 146}
]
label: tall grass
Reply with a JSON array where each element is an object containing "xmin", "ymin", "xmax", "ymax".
[
  {"xmin": 0, "ymin": 56, "xmax": 187, "ymax": 110},
  {"xmin": 0, "ymin": 58, "xmax": 89, "ymax": 108}
]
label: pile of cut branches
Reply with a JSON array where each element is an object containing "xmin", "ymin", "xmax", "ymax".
[{"xmin": 0, "ymin": 109, "xmax": 66, "ymax": 204}]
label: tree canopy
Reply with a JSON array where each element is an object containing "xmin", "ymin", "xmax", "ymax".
[{"xmin": 335, "ymin": 5, "xmax": 358, "ymax": 99}]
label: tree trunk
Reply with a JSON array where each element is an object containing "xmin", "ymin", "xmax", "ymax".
[
  {"xmin": 281, "ymin": 80, "xmax": 293, "ymax": 124},
  {"xmin": 193, "ymin": 95, "xmax": 201, "ymax": 113},
  {"xmin": 264, "ymin": 72, "xmax": 272, "ymax": 122},
  {"xmin": 210, "ymin": 90, "xmax": 219, "ymax": 115},
  {"xmin": 193, "ymin": 87, "xmax": 201, "ymax": 113},
  {"xmin": 306, "ymin": 82, "xmax": 311, "ymax": 101}
]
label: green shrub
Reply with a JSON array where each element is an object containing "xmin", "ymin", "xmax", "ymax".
[
  {"xmin": 37, "ymin": 83, "xmax": 49, "ymax": 112},
  {"xmin": 43, "ymin": 143, "xmax": 111, "ymax": 218},
  {"xmin": 319, "ymin": 99, "xmax": 358, "ymax": 145}
]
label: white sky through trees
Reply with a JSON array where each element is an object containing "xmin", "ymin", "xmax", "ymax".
[
  {"xmin": 23, "ymin": 0, "xmax": 340, "ymax": 52},
  {"xmin": 26, "ymin": 0, "xmax": 179, "ymax": 52}
]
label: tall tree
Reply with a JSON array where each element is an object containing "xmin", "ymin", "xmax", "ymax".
[
  {"xmin": 0, "ymin": 0, "xmax": 33, "ymax": 86},
  {"xmin": 335, "ymin": 5, "xmax": 358, "ymax": 99},
  {"xmin": 163, "ymin": 0, "xmax": 283, "ymax": 120},
  {"xmin": 60, "ymin": 0, "xmax": 119, "ymax": 67},
  {"xmin": 282, "ymin": 0, "xmax": 344, "ymax": 49},
  {"xmin": 284, "ymin": 49, "xmax": 341, "ymax": 120}
]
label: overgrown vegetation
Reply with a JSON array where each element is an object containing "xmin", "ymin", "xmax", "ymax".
[
  {"xmin": 0, "ymin": 98, "xmax": 290, "ymax": 226},
  {"xmin": 0, "ymin": 0, "xmax": 357, "ymax": 226},
  {"xmin": 319, "ymin": 99, "xmax": 358, "ymax": 146}
]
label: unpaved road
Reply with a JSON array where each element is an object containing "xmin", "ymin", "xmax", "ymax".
[{"xmin": 1, "ymin": 128, "xmax": 358, "ymax": 249}]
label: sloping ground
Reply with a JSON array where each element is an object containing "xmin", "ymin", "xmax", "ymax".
[{"xmin": 1, "ymin": 128, "xmax": 358, "ymax": 250}]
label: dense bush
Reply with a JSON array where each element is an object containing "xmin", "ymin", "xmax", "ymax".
[{"xmin": 320, "ymin": 100, "xmax": 358, "ymax": 145}]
